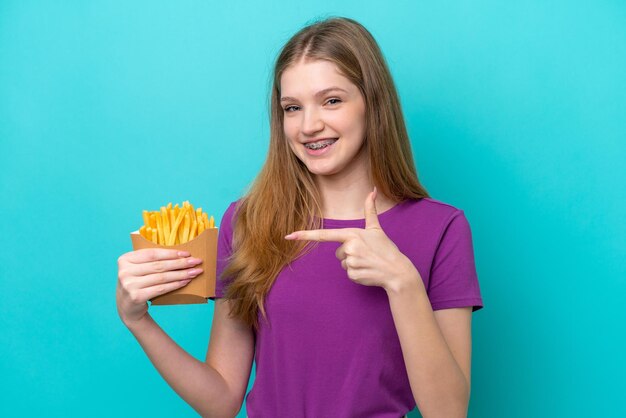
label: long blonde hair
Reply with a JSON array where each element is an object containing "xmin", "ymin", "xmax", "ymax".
[{"xmin": 221, "ymin": 16, "xmax": 429, "ymax": 331}]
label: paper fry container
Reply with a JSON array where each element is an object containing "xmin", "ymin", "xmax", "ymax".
[{"xmin": 129, "ymin": 228, "xmax": 218, "ymax": 305}]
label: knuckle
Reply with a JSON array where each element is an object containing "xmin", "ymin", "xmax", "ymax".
[
  {"xmin": 118, "ymin": 275, "xmax": 132, "ymax": 289},
  {"xmin": 157, "ymin": 284, "xmax": 169, "ymax": 294},
  {"xmin": 117, "ymin": 253, "xmax": 128, "ymax": 267},
  {"xmin": 129, "ymin": 292, "xmax": 142, "ymax": 304},
  {"xmin": 153, "ymin": 260, "xmax": 166, "ymax": 273},
  {"xmin": 139, "ymin": 248, "xmax": 157, "ymax": 262},
  {"xmin": 148, "ymin": 250, "xmax": 159, "ymax": 262}
]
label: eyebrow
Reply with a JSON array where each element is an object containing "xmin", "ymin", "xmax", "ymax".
[{"xmin": 280, "ymin": 87, "xmax": 348, "ymax": 102}]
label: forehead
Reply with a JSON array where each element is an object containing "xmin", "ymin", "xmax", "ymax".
[{"xmin": 280, "ymin": 59, "xmax": 355, "ymax": 97}]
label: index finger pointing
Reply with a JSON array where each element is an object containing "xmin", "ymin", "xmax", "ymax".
[
  {"xmin": 125, "ymin": 248, "xmax": 190, "ymax": 264},
  {"xmin": 285, "ymin": 228, "xmax": 355, "ymax": 243}
]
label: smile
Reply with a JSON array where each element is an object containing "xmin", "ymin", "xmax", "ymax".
[{"xmin": 304, "ymin": 138, "xmax": 338, "ymax": 150}]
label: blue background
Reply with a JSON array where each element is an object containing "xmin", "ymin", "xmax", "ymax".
[{"xmin": 1, "ymin": 1, "xmax": 624, "ymax": 417}]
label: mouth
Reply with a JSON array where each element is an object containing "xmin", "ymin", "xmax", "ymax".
[{"xmin": 303, "ymin": 138, "xmax": 338, "ymax": 150}]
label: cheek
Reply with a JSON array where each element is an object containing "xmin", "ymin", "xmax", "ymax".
[
  {"xmin": 334, "ymin": 107, "xmax": 365, "ymax": 132},
  {"xmin": 283, "ymin": 119, "xmax": 298, "ymax": 142},
  {"xmin": 341, "ymin": 112, "xmax": 366, "ymax": 143},
  {"xmin": 283, "ymin": 122, "xmax": 300, "ymax": 154}
]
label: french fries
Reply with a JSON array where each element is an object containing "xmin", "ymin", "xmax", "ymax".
[{"xmin": 138, "ymin": 201, "xmax": 215, "ymax": 245}]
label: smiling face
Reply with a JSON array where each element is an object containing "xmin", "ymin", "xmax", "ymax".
[{"xmin": 280, "ymin": 59, "xmax": 368, "ymax": 180}]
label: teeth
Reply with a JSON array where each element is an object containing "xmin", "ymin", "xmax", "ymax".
[{"xmin": 305, "ymin": 138, "xmax": 337, "ymax": 150}]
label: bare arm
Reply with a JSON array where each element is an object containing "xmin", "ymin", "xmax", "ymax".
[
  {"xmin": 127, "ymin": 314, "xmax": 239, "ymax": 418},
  {"xmin": 117, "ymin": 249, "xmax": 255, "ymax": 418},
  {"xmin": 205, "ymin": 299, "xmax": 256, "ymax": 412},
  {"xmin": 386, "ymin": 274, "xmax": 472, "ymax": 418}
]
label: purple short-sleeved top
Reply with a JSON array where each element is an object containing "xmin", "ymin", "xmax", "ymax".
[{"xmin": 210, "ymin": 197, "xmax": 484, "ymax": 417}]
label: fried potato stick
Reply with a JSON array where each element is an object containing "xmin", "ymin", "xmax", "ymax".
[
  {"xmin": 160, "ymin": 206, "xmax": 171, "ymax": 244},
  {"xmin": 168, "ymin": 206, "xmax": 187, "ymax": 246},
  {"xmin": 182, "ymin": 212, "xmax": 190, "ymax": 243},
  {"xmin": 142, "ymin": 210, "xmax": 150, "ymax": 229},
  {"xmin": 155, "ymin": 212, "xmax": 165, "ymax": 245}
]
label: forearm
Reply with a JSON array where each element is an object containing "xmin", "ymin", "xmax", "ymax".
[
  {"xmin": 126, "ymin": 314, "xmax": 238, "ymax": 418},
  {"xmin": 385, "ymin": 276, "xmax": 469, "ymax": 418}
]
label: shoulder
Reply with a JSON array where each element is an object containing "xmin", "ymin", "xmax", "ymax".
[
  {"xmin": 216, "ymin": 200, "xmax": 243, "ymax": 242},
  {"xmin": 220, "ymin": 199, "xmax": 244, "ymax": 228},
  {"xmin": 396, "ymin": 197, "xmax": 465, "ymax": 224},
  {"xmin": 384, "ymin": 197, "xmax": 473, "ymax": 247},
  {"xmin": 414, "ymin": 197, "xmax": 462, "ymax": 212}
]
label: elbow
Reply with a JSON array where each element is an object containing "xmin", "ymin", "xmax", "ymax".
[
  {"xmin": 198, "ymin": 394, "xmax": 241, "ymax": 418},
  {"xmin": 463, "ymin": 378, "xmax": 471, "ymax": 414},
  {"xmin": 419, "ymin": 378, "xmax": 470, "ymax": 418},
  {"xmin": 455, "ymin": 378, "xmax": 471, "ymax": 418},
  {"xmin": 199, "ymin": 405, "xmax": 239, "ymax": 418},
  {"xmin": 457, "ymin": 381, "xmax": 471, "ymax": 418},
  {"xmin": 452, "ymin": 373, "xmax": 471, "ymax": 417}
]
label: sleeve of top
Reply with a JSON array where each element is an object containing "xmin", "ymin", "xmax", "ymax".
[
  {"xmin": 208, "ymin": 201, "xmax": 238, "ymax": 301},
  {"xmin": 427, "ymin": 209, "xmax": 484, "ymax": 312}
]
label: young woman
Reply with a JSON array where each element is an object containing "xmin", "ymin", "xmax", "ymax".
[{"xmin": 117, "ymin": 17, "xmax": 483, "ymax": 418}]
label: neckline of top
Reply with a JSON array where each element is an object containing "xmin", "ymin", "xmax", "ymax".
[{"xmin": 319, "ymin": 198, "xmax": 417, "ymax": 227}]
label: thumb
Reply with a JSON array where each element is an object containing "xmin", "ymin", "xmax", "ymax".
[{"xmin": 364, "ymin": 187, "xmax": 381, "ymax": 229}]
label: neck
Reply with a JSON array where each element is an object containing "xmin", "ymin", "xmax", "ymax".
[{"xmin": 313, "ymin": 156, "xmax": 396, "ymax": 220}]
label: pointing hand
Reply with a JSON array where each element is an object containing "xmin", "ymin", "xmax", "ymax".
[{"xmin": 285, "ymin": 188, "xmax": 420, "ymax": 291}]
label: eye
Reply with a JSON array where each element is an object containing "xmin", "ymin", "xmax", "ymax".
[
  {"xmin": 283, "ymin": 105, "xmax": 300, "ymax": 112},
  {"xmin": 326, "ymin": 98, "xmax": 341, "ymax": 105}
]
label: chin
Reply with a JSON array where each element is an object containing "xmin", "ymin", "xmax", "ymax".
[{"xmin": 305, "ymin": 164, "xmax": 342, "ymax": 177}]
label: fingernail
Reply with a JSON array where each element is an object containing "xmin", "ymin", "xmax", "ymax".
[
  {"xmin": 187, "ymin": 268, "xmax": 203, "ymax": 277},
  {"xmin": 178, "ymin": 251, "xmax": 191, "ymax": 257},
  {"xmin": 284, "ymin": 233, "xmax": 297, "ymax": 240},
  {"xmin": 372, "ymin": 186, "xmax": 378, "ymax": 199},
  {"xmin": 187, "ymin": 257, "xmax": 202, "ymax": 265}
]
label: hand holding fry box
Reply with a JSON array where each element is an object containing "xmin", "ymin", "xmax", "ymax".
[{"xmin": 130, "ymin": 201, "xmax": 218, "ymax": 305}]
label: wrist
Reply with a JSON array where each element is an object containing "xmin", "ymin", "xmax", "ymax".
[
  {"xmin": 124, "ymin": 312, "xmax": 153, "ymax": 334},
  {"xmin": 385, "ymin": 257, "xmax": 425, "ymax": 296}
]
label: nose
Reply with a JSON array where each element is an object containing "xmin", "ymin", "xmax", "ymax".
[{"xmin": 301, "ymin": 107, "xmax": 324, "ymax": 136}]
